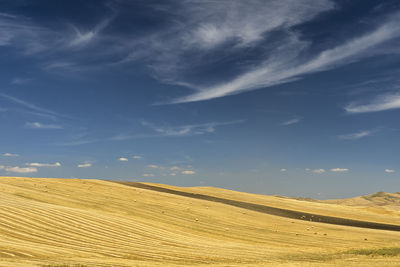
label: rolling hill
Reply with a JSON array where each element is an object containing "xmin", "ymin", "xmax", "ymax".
[{"xmin": 0, "ymin": 177, "xmax": 400, "ymax": 266}]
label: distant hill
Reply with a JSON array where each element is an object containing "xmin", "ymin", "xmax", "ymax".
[{"xmin": 321, "ymin": 192, "xmax": 400, "ymax": 216}]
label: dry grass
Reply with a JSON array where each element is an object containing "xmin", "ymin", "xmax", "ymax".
[{"xmin": 0, "ymin": 177, "xmax": 399, "ymax": 266}]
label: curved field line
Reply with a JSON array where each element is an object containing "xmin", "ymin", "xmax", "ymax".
[{"xmin": 115, "ymin": 182, "xmax": 400, "ymax": 232}]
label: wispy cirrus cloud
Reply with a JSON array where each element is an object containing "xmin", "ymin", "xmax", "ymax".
[
  {"xmin": 56, "ymin": 139, "xmax": 97, "ymax": 146},
  {"xmin": 111, "ymin": 120, "xmax": 244, "ymax": 140},
  {"xmin": 54, "ymin": 131, "xmax": 98, "ymax": 146},
  {"xmin": 0, "ymin": 3, "xmax": 115, "ymax": 54},
  {"xmin": 170, "ymin": 12, "xmax": 400, "ymax": 103},
  {"xmin": 4, "ymin": 1, "xmax": 400, "ymax": 107},
  {"xmin": 0, "ymin": 12, "xmax": 57, "ymax": 54},
  {"xmin": 345, "ymin": 93, "xmax": 400, "ymax": 113},
  {"xmin": 10, "ymin": 77, "xmax": 31, "ymax": 85},
  {"xmin": 0, "ymin": 94, "xmax": 64, "ymax": 119},
  {"xmin": 181, "ymin": 0, "xmax": 334, "ymax": 49},
  {"xmin": 25, "ymin": 122, "xmax": 63, "ymax": 129},
  {"xmin": 125, "ymin": 1, "xmax": 332, "ymax": 72},
  {"xmin": 281, "ymin": 117, "xmax": 302, "ymax": 126},
  {"xmin": 141, "ymin": 120, "xmax": 244, "ymax": 137},
  {"xmin": 68, "ymin": 13, "xmax": 115, "ymax": 47},
  {"xmin": 338, "ymin": 130, "xmax": 372, "ymax": 140}
]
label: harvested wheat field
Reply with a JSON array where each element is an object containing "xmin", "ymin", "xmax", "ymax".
[{"xmin": 0, "ymin": 177, "xmax": 400, "ymax": 266}]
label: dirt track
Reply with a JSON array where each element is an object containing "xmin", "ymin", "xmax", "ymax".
[{"xmin": 115, "ymin": 182, "xmax": 400, "ymax": 232}]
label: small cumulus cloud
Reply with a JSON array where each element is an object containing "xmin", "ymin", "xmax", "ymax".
[
  {"xmin": 25, "ymin": 162, "xmax": 61, "ymax": 167},
  {"xmin": 143, "ymin": 173, "xmax": 155, "ymax": 177},
  {"xmin": 3, "ymin": 153, "xmax": 19, "ymax": 157},
  {"xmin": 170, "ymin": 166, "xmax": 180, "ymax": 171},
  {"xmin": 170, "ymin": 173, "xmax": 177, "ymax": 176},
  {"xmin": 280, "ymin": 168, "xmax": 287, "ymax": 172},
  {"xmin": 132, "ymin": 155, "xmax": 143, "ymax": 159},
  {"xmin": 330, "ymin": 168, "xmax": 349, "ymax": 172},
  {"xmin": 148, "ymin": 164, "xmax": 161, "ymax": 169},
  {"xmin": 6, "ymin": 166, "xmax": 38, "ymax": 173},
  {"xmin": 182, "ymin": 170, "xmax": 195, "ymax": 175},
  {"xmin": 119, "ymin": 157, "xmax": 128, "ymax": 162},
  {"xmin": 78, "ymin": 163, "xmax": 92, "ymax": 168},
  {"xmin": 312, "ymin": 169, "xmax": 326, "ymax": 174},
  {"xmin": 25, "ymin": 122, "xmax": 63, "ymax": 129},
  {"xmin": 338, "ymin": 130, "xmax": 372, "ymax": 140},
  {"xmin": 385, "ymin": 169, "xmax": 395, "ymax": 173}
]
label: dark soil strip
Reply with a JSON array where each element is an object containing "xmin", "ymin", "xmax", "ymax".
[{"xmin": 114, "ymin": 181, "xmax": 400, "ymax": 232}]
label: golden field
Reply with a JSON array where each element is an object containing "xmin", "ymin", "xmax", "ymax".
[{"xmin": 0, "ymin": 177, "xmax": 399, "ymax": 266}]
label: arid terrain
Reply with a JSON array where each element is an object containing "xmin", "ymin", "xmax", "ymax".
[{"xmin": 0, "ymin": 177, "xmax": 400, "ymax": 266}]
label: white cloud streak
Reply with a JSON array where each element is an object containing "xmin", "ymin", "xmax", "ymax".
[
  {"xmin": 119, "ymin": 157, "xmax": 128, "ymax": 162},
  {"xmin": 170, "ymin": 12, "xmax": 400, "ymax": 103},
  {"xmin": 312, "ymin": 169, "xmax": 326, "ymax": 174},
  {"xmin": 5, "ymin": 166, "xmax": 38, "ymax": 173},
  {"xmin": 68, "ymin": 14, "xmax": 115, "ymax": 47},
  {"xmin": 385, "ymin": 169, "xmax": 395, "ymax": 173},
  {"xmin": 141, "ymin": 120, "xmax": 244, "ymax": 137},
  {"xmin": 330, "ymin": 168, "xmax": 349, "ymax": 172},
  {"xmin": 0, "ymin": 94, "xmax": 63, "ymax": 119},
  {"xmin": 183, "ymin": 0, "xmax": 334, "ymax": 49},
  {"xmin": 121, "ymin": 0, "xmax": 334, "ymax": 84},
  {"xmin": 182, "ymin": 170, "xmax": 195, "ymax": 175},
  {"xmin": 281, "ymin": 117, "xmax": 302, "ymax": 126},
  {"xmin": 0, "ymin": 12, "xmax": 56, "ymax": 54},
  {"xmin": 3, "ymin": 2, "xmax": 400, "ymax": 108},
  {"xmin": 25, "ymin": 162, "xmax": 61, "ymax": 167},
  {"xmin": 78, "ymin": 163, "xmax": 92, "ymax": 168},
  {"xmin": 0, "ymin": 7, "xmax": 115, "ymax": 55},
  {"xmin": 338, "ymin": 130, "xmax": 372, "ymax": 140},
  {"xmin": 3, "ymin": 153, "xmax": 19, "ymax": 157},
  {"xmin": 25, "ymin": 122, "xmax": 63, "ymax": 129},
  {"xmin": 345, "ymin": 93, "xmax": 400, "ymax": 113},
  {"xmin": 111, "ymin": 120, "xmax": 244, "ymax": 140}
]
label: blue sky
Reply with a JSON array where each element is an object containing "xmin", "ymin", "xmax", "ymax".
[{"xmin": 1, "ymin": 0, "xmax": 400, "ymax": 198}]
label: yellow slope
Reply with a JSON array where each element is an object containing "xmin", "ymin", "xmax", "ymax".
[{"xmin": 0, "ymin": 177, "xmax": 399, "ymax": 266}]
